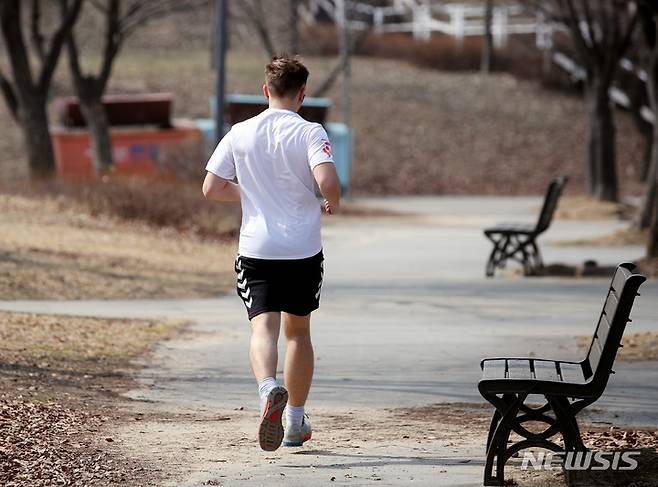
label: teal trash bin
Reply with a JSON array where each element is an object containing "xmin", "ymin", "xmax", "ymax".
[{"xmin": 325, "ymin": 122, "xmax": 353, "ymax": 195}]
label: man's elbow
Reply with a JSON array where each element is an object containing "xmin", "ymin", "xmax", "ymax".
[
  {"xmin": 319, "ymin": 177, "xmax": 341, "ymax": 198},
  {"xmin": 202, "ymin": 180, "xmax": 213, "ymax": 199}
]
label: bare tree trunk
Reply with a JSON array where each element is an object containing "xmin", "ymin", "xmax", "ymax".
[
  {"xmin": 80, "ymin": 96, "xmax": 113, "ymax": 173},
  {"xmin": 648, "ymin": 119, "xmax": 658, "ymax": 256},
  {"xmin": 626, "ymin": 74, "xmax": 653, "ymax": 182},
  {"xmin": 67, "ymin": 72, "xmax": 114, "ymax": 173},
  {"xmin": 639, "ymin": 129, "xmax": 653, "ymax": 182},
  {"xmin": 481, "ymin": 0, "xmax": 494, "ymax": 73},
  {"xmin": 0, "ymin": 0, "xmax": 83, "ymax": 179},
  {"xmin": 585, "ymin": 76, "xmax": 618, "ymax": 202},
  {"xmin": 649, "ymin": 208, "xmax": 658, "ymax": 257},
  {"xmin": 641, "ymin": 40, "xmax": 658, "ymax": 230},
  {"xmin": 19, "ymin": 94, "xmax": 56, "ymax": 178},
  {"xmin": 642, "ymin": 123, "xmax": 658, "ymax": 232},
  {"xmin": 633, "ymin": 1, "xmax": 657, "ymax": 254}
]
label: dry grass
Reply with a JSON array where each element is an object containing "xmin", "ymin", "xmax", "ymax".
[
  {"xmin": 578, "ymin": 331, "xmax": 658, "ymax": 362},
  {"xmin": 0, "ymin": 311, "xmax": 186, "ymax": 486},
  {"xmin": 0, "ymin": 192, "xmax": 237, "ymax": 299},
  {"xmin": 555, "ymin": 196, "xmax": 636, "ymax": 221},
  {"xmin": 0, "ymin": 312, "xmax": 182, "ymax": 366},
  {"xmin": 554, "ymin": 227, "xmax": 647, "ymax": 247},
  {"xmin": 41, "ymin": 177, "xmax": 241, "ymax": 239},
  {"xmin": 637, "ymin": 257, "xmax": 658, "ymax": 278}
]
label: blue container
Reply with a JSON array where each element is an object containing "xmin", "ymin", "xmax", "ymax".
[
  {"xmin": 325, "ymin": 122, "xmax": 353, "ymax": 195},
  {"xmin": 194, "ymin": 118, "xmax": 216, "ymax": 156}
]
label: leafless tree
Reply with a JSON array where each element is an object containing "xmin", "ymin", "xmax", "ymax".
[
  {"xmin": 623, "ymin": 64, "xmax": 653, "ymax": 183},
  {"xmin": 637, "ymin": 0, "xmax": 658, "ymax": 257},
  {"xmin": 0, "ymin": 0, "xmax": 84, "ymax": 178},
  {"xmin": 533, "ymin": 1, "xmax": 638, "ymax": 202},
  {"xmin": 62, "ymin": 0, "xmax": 210, "ymax": 173},
  {"xmin": 564, "ymin": 0, "xmax": 637, "ymax": 202}
]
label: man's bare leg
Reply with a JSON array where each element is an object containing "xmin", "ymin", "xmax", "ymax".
[
  {"xmin": 250, "ymin": 311, "xmax": 288, "ymax": 451},
  {"xmin": 250, "ymin": 311, "xmax": 281, "ymax": 382},
  {"xmin": 283, "ymin": 312, "xmax": 314, "ymax": 406},
  {"xmin": 282, "ymin": 312, "xmax": 314, "ymax": 445}
]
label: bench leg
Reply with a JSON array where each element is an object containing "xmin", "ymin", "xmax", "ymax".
[
  {"xmin": 486, "ymin": 234, "xmax": 543, "ymax": 277},
  {"xmin": 486, "ymin": 408, "xmax": 501, "ymax": 451},
  {"xmin": 548, "ymin": 396, "xmax": 586, "ymax": 451},
  {"xmin": 482, "ymin": 394, "xmax": 589, "ymax": 486},
  {"xmin": 483, "ymin": 393, "xmax": 525, "ymax": 486},
  {"xmin": 516, "ymin": 236, "xmax": 541, "ymax": 276},
  {"xmin": 530, "ymin": 240, "xmax": 543, "ymax": 271},
  {"xmin": 485, "ymin": 235, "xmax": 510, "ymax": 277}
]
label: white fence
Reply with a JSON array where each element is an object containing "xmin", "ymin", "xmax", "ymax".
[{"xmin": 302, "ymin": 0, "xmax": 547, "ymax": 47}]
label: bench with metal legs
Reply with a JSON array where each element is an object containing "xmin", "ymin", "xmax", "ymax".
[
  {"xmin": 484, "ymin": 177, "xmax": 568, "ymax": 277},
  {"xmin": 478, "ymin": 263, "xmax": 646, "ymax": 485}
]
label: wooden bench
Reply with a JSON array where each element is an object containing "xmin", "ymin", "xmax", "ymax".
[
  {"xmin": 484, "ymin": 177, "xmax": 568, "ymax": 277},
  {"xmin": 478, "ymin": 262, "xmax": 646, "ymax": 486}
]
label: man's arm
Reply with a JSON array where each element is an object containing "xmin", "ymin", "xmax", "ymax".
[
  {"xmin": 202, "ymin": 172, "xmax": 241, "ymax": 202},
  {"xmin": 313, "ymin": 162, "xmax": 341, "ymax": 214}
]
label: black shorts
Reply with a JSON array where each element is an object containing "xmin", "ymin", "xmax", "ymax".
[{"xmin": 235, "ymin": 251, "xmax": 324, "ymax": 320}]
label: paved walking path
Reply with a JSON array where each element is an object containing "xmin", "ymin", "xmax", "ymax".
[{"xmin": 2, "ymin": 196, "xmax": 656, "ymax": 486}]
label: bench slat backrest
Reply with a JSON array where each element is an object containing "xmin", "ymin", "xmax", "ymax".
[
  {"xmin": 583, "ymin": 263, "xmax": 646, "ymax": 386},
  {"xmin": 534, "ymin": 177, "xmax": 568, "ymax": 235}
]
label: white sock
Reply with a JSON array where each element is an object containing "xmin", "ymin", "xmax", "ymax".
[
  {"xmin": 286, "ymin": 405, "xmax": 305, "ymax": 429},
  {"xmin": 258, "ymin": 377, "xmax": 278, "ymax": 403}
]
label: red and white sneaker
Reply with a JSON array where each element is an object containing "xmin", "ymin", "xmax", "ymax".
[
  {"xmin": 283, "ymin": 415, "xmax": 312, "ymax": 447},
  {"xmin": 258, "ymin": 386, "xmax": 288, "ymax": 451}
]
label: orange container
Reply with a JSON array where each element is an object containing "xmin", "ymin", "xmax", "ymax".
[{"xmin": 51, "ymin": 125, "xmax": 202, "ymax": 178}]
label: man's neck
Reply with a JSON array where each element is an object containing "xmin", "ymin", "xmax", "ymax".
[{"xmin": 269, "ymin": 98, "xmax": 299, "ymax": 112}]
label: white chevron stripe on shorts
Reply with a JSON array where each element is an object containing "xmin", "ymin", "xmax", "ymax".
[
  {"xmin": 315, "ymin": 260, "xmax": 324, "ymax": 300},
  {"xmin": 236, "ymin": 256, "xmax": 252, "ymax": 309}
]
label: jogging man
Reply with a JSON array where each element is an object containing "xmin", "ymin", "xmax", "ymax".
[{"xmin": 202, "ymin": 56, "xmax": 341, "ymax": 452}]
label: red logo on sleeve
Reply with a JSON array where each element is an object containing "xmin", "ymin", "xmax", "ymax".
[{"xmin": 322, "ymin": 139, "xmax": 332, "ymax": 157}]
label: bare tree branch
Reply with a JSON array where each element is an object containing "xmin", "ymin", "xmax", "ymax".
[
  {"xmin": 1, "ymin": 0, "xmax": 36, "ymax": 91},
  {"xmin": 561, "ymin": 0, "xmax": 594, "ymax": 71},
  {"xmin": 89, "ymin": 0, "xmax": 109, "ymax": 13},
  {"xmin": 30, "ymin": 0, "xmax": 46, "ymax": 62},
  {"xmin": 312, "ymin": 27, "xmax": 370, "ymax": 97},
  {"xmin": 98, "ymin": 0, "xmax": 121, "ymax": 89},
  {"xmin": 580, "ymin": 0, "xmax": 599, "ymax": 53},
  {"xmin": 38, "ymin": 0, "xmax": 84, "ymax": 92},
  {"xmin": 118, "ymin": 0, "xmax": 210, "ymax": 37},
  {"xmin": 233, "ymin": 0, "xmax": 276, "ymax": 57},
  {"xmin": 0, "ymin": 68, "xmax": 18, "ymax": 121}
]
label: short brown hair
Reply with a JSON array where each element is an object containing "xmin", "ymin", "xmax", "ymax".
[{"xmin": 265, "ymin": 55, "xmax": 309, "ymax": 98}]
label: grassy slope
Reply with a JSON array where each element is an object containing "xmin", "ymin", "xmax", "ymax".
[{"xmin": 0, "ymin": 44, "xmax": 645, "ymax": 196}]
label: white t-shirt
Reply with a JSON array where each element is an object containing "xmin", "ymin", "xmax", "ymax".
[{"xmin": 206, "ymin": 108, "xmax": 335, "ymax": 259}]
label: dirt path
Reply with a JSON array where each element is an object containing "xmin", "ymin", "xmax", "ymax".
[{"xmin": 112, "ymin": 400, "xmax": 489, "ymax": 487}]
